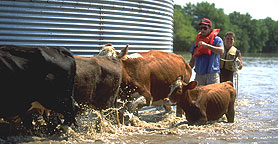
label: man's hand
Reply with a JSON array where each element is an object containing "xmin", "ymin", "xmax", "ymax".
[
  {"xmin": 198, "ymin": 41, "xmax": 224, "ymax": 55},
  {"xmin": 198, "ymin": 41, "xmax": 207, "ymax": 47}
]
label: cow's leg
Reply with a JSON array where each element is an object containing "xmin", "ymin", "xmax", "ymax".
[
  {"xmin": 188, "ymin": 104, "xmax": 207, "ymax": 125},
  {"xmin": 112, "ymin": 94, "xmax": 121, "ymax": 126},
  {"xmin": 60, "ymin": 96, "xmax": 78, "ymax": 127},
  {"xmin": 142, "ymin": 91, "xmax": 152, "ymax": 106},
  {"xmin": 115, "ymin": 98, "xmax": 125, "ymax": 124},
  {"xmin": 43, "ymin": 111, "xmax": 62, "ymax": 134},
  {"xmin": 197, "ymin": 111, "xmax": 207, "ymax": 125},
  {"xmin": 163, "ymin": 105, "xmax": 174, "ymax": 112},
  {"xmin": 6, "ymin": 117, "xmax": 21, "ymax": 136},
  {"xmin": 176, "ymin": 105, "xmax": 184, "ymax": 117},
  {"xmin": 191, "ymin": 112, "xmax": 207, "ymax": 125},
  {"xmin": 127, "ymin": 92, "xmax": 147, "ymax": 115},
  {"xmin": 20, "ymin": 113, "xmax": 34, "ymax": 130},
  {"xmin": 226, "ymin": 102, "xmax": 235, "ymax": 123},
  {"xmin": 152, "ymin": 99, "xmax": 174, "ymax": 113},
  {"xmin": 19, "ymin": 113, "xmax": 34, "ymax": 135}
]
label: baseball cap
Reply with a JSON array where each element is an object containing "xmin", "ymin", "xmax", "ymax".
[{"xmin": 199, "ymin": 18, "xmax": 212, "ymax": 27}]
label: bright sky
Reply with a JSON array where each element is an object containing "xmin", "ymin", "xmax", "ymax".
[{"xmin": 173, "ymin": 0, "xmax": 278, "ymax": 21}]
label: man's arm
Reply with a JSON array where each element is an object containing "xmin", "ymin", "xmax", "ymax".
[
  {"xmin": 189, "ymin": 44, "xmax": 195, "ymax": 68},
  {"xmin": 238, "ymin": 52, "xmax": 243, "ymax": 70},
  {"xmin": 198, "ymin": 41, "xmax": 224, "ymax": 55},
  {"xmin": 189, "ymin": 55, "xmax": 195, "ymax": 68}
]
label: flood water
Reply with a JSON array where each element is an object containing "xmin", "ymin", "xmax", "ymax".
[{"xmin": 1, "ymin": 53, "xmax": 278, "ymax": 143}]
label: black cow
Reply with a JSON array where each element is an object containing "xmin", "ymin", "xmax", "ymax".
[{"xmin": 0, "ymin": 45, "xmax": 77, "ymax": 130}]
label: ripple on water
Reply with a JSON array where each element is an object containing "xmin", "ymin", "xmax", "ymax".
[
  {"xmin": 1, "ymin": 102, "xmax": 277, "ymax": 144},
  {"xmin": 1, "ymin": 56, "xmax": 278, "ymax": 143}
]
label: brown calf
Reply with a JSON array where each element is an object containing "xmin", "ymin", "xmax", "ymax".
[{"xmin": 167, "ymin": 76, "xmax": 236, "ymax": 125}]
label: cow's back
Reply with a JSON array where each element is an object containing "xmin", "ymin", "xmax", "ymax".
[
  {"xmin": 74, "ymin": 56, "xmax": 122, "ymax": 109},
  {"xmin": 121, "ymin": 50, "xmax": 192, "ymax": 102},
  {"xmin": 140, "ymin": 50, "xmax": 191, "ymax": 82},
  {"xmin": 0, "ymin": 45, "xmax": 76, "ymax": 119},
  {"xmin": 194, "ymin": 81, "xmax": 236, "ymax": 121}
]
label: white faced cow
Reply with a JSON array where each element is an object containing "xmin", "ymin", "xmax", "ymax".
[{"xmin": 99, "ymin": 44, "xmax": 192, "ymax": 119}]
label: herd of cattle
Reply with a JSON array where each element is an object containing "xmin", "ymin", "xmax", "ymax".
[{"xmin": 0, "ymin": 44, "xmax": 236, "ymax": 134}]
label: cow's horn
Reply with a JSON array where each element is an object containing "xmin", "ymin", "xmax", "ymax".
[{"xmin": 168, "ymin": 80, "xmax": 183, "ymax": 97}]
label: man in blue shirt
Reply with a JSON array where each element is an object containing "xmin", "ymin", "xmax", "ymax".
[{"xmin": 189, "ymin": 18, "xmax": 224, "ymax": 86}]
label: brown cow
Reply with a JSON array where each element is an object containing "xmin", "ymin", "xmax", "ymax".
[
  {"xmin": 99, "ymin": 46, "xmax": 192, "ymax": 116},
  {"xmin": 166, "ymin": 76, "xmax": 236, "ymax": 125},
  {"xmin": 74, "ymin": 44, "xmax": 128, "ymax": 110}
]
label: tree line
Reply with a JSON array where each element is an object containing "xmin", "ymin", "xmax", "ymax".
[{"xmin": 173, "ymin": 2, "xmax": 278, "ymax": 53}]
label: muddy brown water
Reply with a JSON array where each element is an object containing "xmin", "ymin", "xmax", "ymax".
[{"xmin": 1, "ymin": 54, "xmax": 278, "ymax": 143}]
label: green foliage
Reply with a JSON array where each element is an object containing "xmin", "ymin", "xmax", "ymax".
[
  {"xmin": 173, "ymin": 2, "xmax": 278, "ymax": 54},
  {"xmin": 173, "ymin": 5, "xmax": 196, "ymax": 52},
  {"xmin": 262, "ymin": 18, "xmax": 278, "ymax": 53}
]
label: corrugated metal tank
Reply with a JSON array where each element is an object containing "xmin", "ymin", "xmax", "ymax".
[{"xmin": 0, "ymin": 0, "xmax": 174, "ymax": 56}]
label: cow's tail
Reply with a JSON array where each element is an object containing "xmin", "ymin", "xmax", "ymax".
[{"xmin": 226, "ymin": 81, "xmax": 237, "ymax": 100}]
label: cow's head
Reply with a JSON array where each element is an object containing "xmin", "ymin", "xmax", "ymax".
[
  {"xmin": 166, "ymin": 76, "xmax": 198, "ymax": 105},
  {"xmin": 98, "ymin": 43, "xmax": 129, "ymax": 59}
]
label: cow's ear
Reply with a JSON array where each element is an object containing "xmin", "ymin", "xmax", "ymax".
[
  {"xmin": 187, "ymin": 81, "xmax": 198, "ymax": 89},
  {"xmin": 117, "ymin": 44, "xmax": 129, "ymax": 59},
  {"xmin": 177, "ymin": 86, "xmax": 183, "ymax": 94},
  {"xmin": 105, "ymin": 43, "xmax": 113, "ymax": 46},
  {"xmin": 176, "ymin": 75, "xmax": 183, "ymax": 81}
]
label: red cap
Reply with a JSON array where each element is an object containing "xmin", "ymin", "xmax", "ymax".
[{"xmin": 199, "ymin": 18, "xmax": 212, "ymax": 27}]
